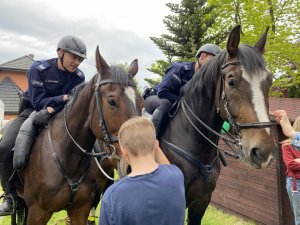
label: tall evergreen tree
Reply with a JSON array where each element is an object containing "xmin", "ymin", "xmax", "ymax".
[{"xmin": 146, "ymin": 0, "xmax": 226, "ymax": 86}]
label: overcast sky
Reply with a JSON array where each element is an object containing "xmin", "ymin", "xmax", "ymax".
[{"xmin": 0, "ymin": 0, "xmax": 179, "ymax": 89}]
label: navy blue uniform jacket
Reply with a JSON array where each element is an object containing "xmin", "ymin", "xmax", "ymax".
[
  {"xmin": 23, "ymin": 58, "xmax": 85, "ymax": 113},
  {"xmin": 154, "ymin": 61, "xmax": 195, "ymax": 103}
]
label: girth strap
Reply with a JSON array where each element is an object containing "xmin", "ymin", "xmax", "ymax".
[
  {"xmin": 161, "ymin": 139, "xmax": 219, "ymax": 181},
  {"xmin": 47, "ymin": 127, "xmax": 91, "ymax": 208}
]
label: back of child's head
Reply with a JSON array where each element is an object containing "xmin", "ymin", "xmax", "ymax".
[
  {"xmin": 118, "ymin": 117, "xmax": 156, "ymax": 156},
  {"xmin": 293, "ymin": 116, "xmax": 300, "ymax": 132}
]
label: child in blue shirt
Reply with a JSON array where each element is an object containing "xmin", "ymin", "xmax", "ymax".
[{"xmin": 99, "ymin": 117, "xmax": 186, "ymax": 225}]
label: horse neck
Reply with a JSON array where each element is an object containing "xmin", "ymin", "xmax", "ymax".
[
  {"xmin": 179, "ymin": 69, "xmax": 224, "ymax": 146},
  {"xmin": 53, "ymin": 80, "xmax": 96, "ymax": 156}
]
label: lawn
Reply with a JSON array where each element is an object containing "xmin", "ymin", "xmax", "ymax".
[{"xmin": 0, "ymin": 185, "xmax": 256, "ymax": 225}]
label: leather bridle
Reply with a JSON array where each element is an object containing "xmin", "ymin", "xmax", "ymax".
[
  {"xmin": 46, "ymin": 72, "xmax": 137, "ymax": 204},
  {"xmin": 218, "ymin": 61, "xmax": 277, "ymax": 139},
  {"xmin": 167, "ymin": 60, "xmax": 277, "ymax": 165},
  {"xmin": 63, "ymin": 72, "xmax": 136, "ymax": 157}
]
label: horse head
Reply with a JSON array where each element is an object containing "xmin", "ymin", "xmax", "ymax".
[
  {"xmin": 90, "ymin": 46, "xmax": 143, "ymax": 157},
  {"xmin": 218, "ymin": 25, "xmax": 276, "ymax": 168}
]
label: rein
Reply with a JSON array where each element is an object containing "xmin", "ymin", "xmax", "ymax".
[
  {"xmin": 161, "ymin": 138, "xmax": 219, "ymax": 181},
  {"xmin": 61, "ymin": 72, "xmax": 135, "ymax": 181},
  {"xmin": 181, "ymin": 99, "xmax": 240, "ymax": 159},
  {"xmin": 162, "ymin": 98, "xmax": 226, "ymax": 180},
  {"xmin": 47, "ymin": 126, "xmax": 90, "ymax": 208},
  {"xmin": 62, "ymin": 73, "xmax": 122, "ymax": 158}
]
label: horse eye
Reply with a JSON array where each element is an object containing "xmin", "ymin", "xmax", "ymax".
[
  {"xmin": 107, "ymin": 98, "xmax": 117, "ymax": 107},
  {"xmin": 228, "ymin": 78, "xmax": 236, "ymax": 88}
]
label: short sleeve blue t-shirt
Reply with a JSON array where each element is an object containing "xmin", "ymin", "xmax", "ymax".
[{"xmin": 99, "ymin": 164, "xmax": 185, "ymax": 225}]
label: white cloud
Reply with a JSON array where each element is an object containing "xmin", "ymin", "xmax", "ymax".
[{"xmin": 0, "ymin": 0, "xmax": 179, "ymax": 89}]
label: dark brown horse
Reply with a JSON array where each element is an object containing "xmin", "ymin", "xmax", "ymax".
[
  {"xmin": 14, "ymin": 46, "xmax": 143, "ymax": 225},
  {"xmin": 159, "ymin": 25, "xmax": 277, "ymax": 224}
]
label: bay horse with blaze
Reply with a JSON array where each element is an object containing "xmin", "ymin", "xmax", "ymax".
[
  {"xmin": 159, "ymin": 25, "xmax": 277, "ymax": 225},
  {"xmin": 14, "ymin": 46, "xmax": 143, "ymax": 225}
]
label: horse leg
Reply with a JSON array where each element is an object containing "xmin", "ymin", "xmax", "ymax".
[
  {"xmin": 26, "ymin": 205, "xmax": 52, "ymax": 225},
  {"xmin": 187, "ymin": 194, "xmax": 211, "ymax": 225},
  {"xmin": 67, "ymin": 204, "xmax": 90, "ymax": 225}
]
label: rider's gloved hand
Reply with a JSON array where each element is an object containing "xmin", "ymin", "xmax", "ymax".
[{"xmin": 33, "ymin": 109, "xmax": 52, "ymax": 126}]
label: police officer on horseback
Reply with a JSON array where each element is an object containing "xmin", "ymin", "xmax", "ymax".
[
  {"xmin": 144, "ymin": 44, "xmax": 222, "ymax": 138},
  {"xmin": 0, "ymin": 35, "xmax": 86, "ymax": 216}
]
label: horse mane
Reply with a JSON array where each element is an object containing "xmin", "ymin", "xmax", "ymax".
[
  {"xmin": 69, "ymin": 82, "xmax": 87, "ymax": 101},
  {"xmin": 66, "ymin": 65, "xmax": 133, "ymax": 109},
  {"xmin": 181, "ymin": 51, "xmax": 225, "ymax": 112},
  {"xmin": 181, "ymin": 44, "xmax": 266, "ymax": 113}
]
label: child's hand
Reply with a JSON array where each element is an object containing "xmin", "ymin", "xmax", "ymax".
[
  {"xmin": 280, "ymin": 139, "xmax": 291, "ymax": 146},
  {"xmin": 294, "ymin": 158, "xmax": 300, "ymax": 164},
  {"xmin": 271, "ymin": 110, "xmax": 296, "ymax": 139}
]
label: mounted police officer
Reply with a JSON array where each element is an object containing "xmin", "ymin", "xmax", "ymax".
[
  {"xmin": 0, "ymin": 35, "xmax": 86, "ymax": 216},
  {"xmin": 143, "ymin": 43, "xmax": 222, "ymax": 138}
]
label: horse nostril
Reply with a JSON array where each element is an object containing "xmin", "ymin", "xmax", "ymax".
[{"xmin": 250, "ymin": 147, "xmax": 261, "ymax": 167}]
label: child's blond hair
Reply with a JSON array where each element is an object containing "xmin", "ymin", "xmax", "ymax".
[
  {"xmin": 293, "ymin": 116, "xmax": 300, "ymax": 132},
  {"xmin": 118, "ymin": 117, "xmax": 156, "ymax": 156}
]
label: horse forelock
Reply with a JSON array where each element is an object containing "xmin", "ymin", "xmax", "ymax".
[
  {"xmin": 110, "ymin": 65, "xmax": 133, "ymax": 86},
  {"xmin": 237, "ymin": 44, "xmax": 266, "ymax": 74}
]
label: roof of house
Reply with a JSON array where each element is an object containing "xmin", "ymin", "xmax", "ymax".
[
  {"xmin": 269, "ymin": 97, "xmax": 300, "ymax": 122},
  {"xmin": 0, "ymin": 55, "xmax": 34, "ymax": 71},
  {"xmin": 0, "ymin": 77, "xmax": 22, "ymax": 114}
]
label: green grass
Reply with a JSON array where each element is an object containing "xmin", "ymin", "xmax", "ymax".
[
  {"xmin": 0, "ymin": 204, "xmax": 256, "ymax": 225},
  {"xmin": 1, "ymin": 184, "xmax": 256, "ymax": 225}
]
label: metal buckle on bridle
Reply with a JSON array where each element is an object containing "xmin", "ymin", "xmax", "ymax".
[
  {"xmin": 71, "ymin": 183, "xmax": 79, "ymax": 192},
  {"xmin": 107, "ymin": 144, "xmax": 119, "ymax": 160}
]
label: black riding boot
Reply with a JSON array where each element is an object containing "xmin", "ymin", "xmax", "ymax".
[
  {"xmin": 0, "ymin": 162, "xmax": 14, "ymax": 216},
  {"xmin": 151, "ymin": 101, "xmax": 172, "ymax": 139},
  {"xmin": 13, "ymin": 111, "xmax": 37, "ymax": 170}
]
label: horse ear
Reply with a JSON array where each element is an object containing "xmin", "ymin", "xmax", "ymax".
[
  {"xmin": 128, "ymin": 59, "xmax": 138, "ymax": 77},
  {"xmin": 95, "ymin": 46, "xmax": 110, "ymax": 76},
  {"xmin": 254, "ymin": 26, "xmax": 269, "ymax": 54},
  {"xmin": 227, "ymin": 25, "xmax": 241, "ymax": 57}
]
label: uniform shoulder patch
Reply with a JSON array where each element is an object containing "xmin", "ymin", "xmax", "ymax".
[
  {"xmin": 76, "ymin": 69, "xmax": 84, "ymax": 77},
  {"xmin": 37, "ymin": 61, "xmax": 51, "ymax": 71},
  {"xmin": 172, "ymin": 74, "xmax": 181, "ymax": 83}
]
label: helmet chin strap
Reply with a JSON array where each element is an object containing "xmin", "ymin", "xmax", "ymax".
[{"xmin": 59, "ymin": 52, "xmax": 70, "ymax": 72}]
